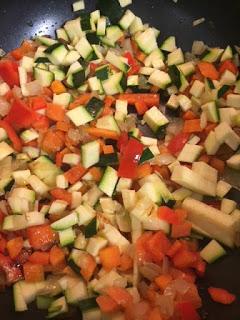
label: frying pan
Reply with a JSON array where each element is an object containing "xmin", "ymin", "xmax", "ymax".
[{"xmin": 0, "ymin": 0, "xmax": 240, "ymax": 319}]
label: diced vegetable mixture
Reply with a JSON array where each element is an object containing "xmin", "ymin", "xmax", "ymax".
[{"xmin": 0, "ymin": 0, "xmax": 239, "ymax": 319}]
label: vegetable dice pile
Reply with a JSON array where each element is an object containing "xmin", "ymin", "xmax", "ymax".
[{"xmin": 0, "ymin": 0, "xmax": 239, "ymax": 319}]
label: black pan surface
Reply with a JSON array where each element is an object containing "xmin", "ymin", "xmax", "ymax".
[{"xmin": 0, "ymin": 0, "xmax": 240, "ymax": 319}]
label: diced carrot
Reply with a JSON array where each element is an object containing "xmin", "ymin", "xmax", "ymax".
[
  {"xmin": 166, "ymin": 240, "xmax": 184, "ymax": 258},
  {"xmin": 136, "ymin": 232, "xmax": 153, "ymax": 263},
  {"xmin": 172, "ymin": 249, "xmax": 198, "ymax": 269},
  {"xmin": 27, "ymin": 225, "xmax": 57, "ymax": 250},
  {"xmin": 46, "ymin": 103, "xmax": 65, "ymax": 122},
  {"xmin": 30, "ymin": 96, "xmax": 47, "ymax": 110},
  {"xmin": 118, "ymin": 253, "xmax": 133, "ymax": 272},
  {"xmin": 103, "ymin": 144, "xmax": 114, "ymax": 154},
  {"xmin": 29, "ymin": 251, "xmax": 50, "ymax": 266},
  {"xmin": 49, "ymin": 246, "xmax": 66, "ymax": 268},
  {"xmin": 55, "ymin": 147, "xmax": 70, "ymax": 167},
  {"xmin": 118, "ymin": 93, "xmax": 159, "ymax": 107},
  {"xmin": 183, "ymin": 110, "xmax": 197, "ymax": 120},
  {"xmin": 135, "ymin": 101, "xmax": 148, "ymax": 115},
  {"xmin": 102, "ymin": 106, "xmax": 114, "ymax": 116},
  {"xmin": 11, "ymin": 41, "xmax": 36, "ymax": 60},
  {"xmin": 136, "ymin": 51, "xmax": 147, "ymax": 62},
  {"xmin": 197, "ymin": 62, "xmax": 219, "ymax": 80},
  {"xmin": 135, "ymin": 163, "xmax": 152, "ymax": 179},
  {"xmin": 6, "ymin": 237, "xmax": 23, "ymax": 259},
  {"xmin": 79, "ymin": 253, "xmax": 96, "ymax": 281},
  {"xmin": 64, "ymin": 165, "xmax": 87, "ymax": 184},
  {"xmin": 194, "ymin": 259, "xmax": 206, "ymax": 277},
  {"xmin": 183, "ymin": 119, "xmax": 202, "ymax": 133},
  {"xmin": 33, "ymin": 115, "xmax": 50, "ymax": 132},
  {"xmin": 104, "ymin": 96, "xmax": 116, "ymax": 108},
  {"xmin": 69, "ymin": 94, "xmax": 93, "ymax": 109},
  {"xmin": 23, "ymin": 262, "xmax": 44, "ymax": 282},
  {"xmin": 11, "ymin": 47, "xmax": 25, "ymax": 60},
  {"xmin": 155, "ymin": 274, "xmax": 173, "ymax": 291},
  {"xmin": 85, "ymin": 127, "xmax": 120, "ymax": 140},
  {"xmin": 50, "ymin": 188, "xmax": 72, "ymax": 204},
  {"xmin": 148, "ymin": 307, "xmax": 163, "ymax": 320},
  {"xmin": 198, "ymin": 154, "xmax": 211, "ymax": 163},
  {"xmin": 153, "ymin": 165, "xmax": 170, "ymax": 180},
  {"xmin": 56, "ymin": 120, "xmax": 72, "ymax": 132},
  {"xmin": 50, "ymin": 80, "xmax": 66, "ymax": 94},
  {"xmin": 106, "ymin": 286, "xmax": 133, "ymax": 309},
  {"xmin": 146, "ymin": 231, "xmax": 171, "ymax": 264},
  {"xmin": 171, "ymin": 222, "xmax": 192, "ymax": 238},
  {"xmin": 209, "ymin": 157, "xmax": 225, "ymax": 174},
  {"xmin": 175, "ymin": 208, "xmax": 188, "ymax": 222},
  {"xmin": 43, "ymin": 87, "xmax": 53, "ymax": 98},
  {"xmin": 99, "ymin": 246, "xmax": 121, "ymax": 271},
  {"xmin": 208, "ymin": 287, "xmax": 236, "ymax": 305},
  {"xmin": 96, "ymin": 295, "xmax": 120, "ymax": 313},
  {"xmin": 204, "ymin": 123, "xmax": 217, "ymax": 135},
  {"xmin": 41, "ymin": 130, "xmax": 65, "ymax": 154},
  {"xmin": 88, "ymin": 167, "xmax": 102, "ymax": 182}
]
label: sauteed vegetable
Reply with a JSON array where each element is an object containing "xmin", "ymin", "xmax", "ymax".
[{"xmin": 0, "ymin": 0, "xmax": 239, "ymax": 319}]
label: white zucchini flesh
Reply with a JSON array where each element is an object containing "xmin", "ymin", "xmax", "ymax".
[
  {"xmin": 192, "ymin": 161, "xmax": 218, "ymax": 183},
  {"xmin": 200, "ymin": 239, "xmax": 226, "ymax": 263},
  {"xmin": 182, "ymin": 197, "xmax": 239, "ymax": 247},
  {"xmin": 171, "ymin": 165, "xmax": 216, "ymax": 196}
]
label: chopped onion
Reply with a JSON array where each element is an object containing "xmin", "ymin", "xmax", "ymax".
[
  {"xmin": 172, "ymin": 279, "xmax": 191, "ymax": 294},
  {"xmin": 0, "ymin": 97, "xmax": 10, "ymax": 117},
  {"xmin": 200, "ymin": 111, "xmax": 207, "ymax": 129},
  {"xmin": 193, "ymin": 17, "xmax": 205, "ymax": 27},
  {"xmin": 138, "ymin": 281, "xmax": 149, "ymax": 299},
  {"xmin": 192, "ymin": 40, "xmax": 206, "ymax": 55},
  {"xmin": 12, "ymin": 85, "xmax": 23, "ymax": 99},
  {"xmin": 139, "ymin": 262, "xmax": 162, "ymax": 281},
  {"xmin": 0, "ymin": 48, "xmax": 6, "ymax": 57},
  {"xmin": 122, "ymin": 38, "xmax": 133, "ymax": 55},
  {"xmin": 166, "ymin": 118, "xmax": 183, "ymax": 135},
  {"xmin": 162, "ymin": 256, "xmax": 170, "ymax": 274},
  {"xmin": 155, "ymin": 294, "xmax": 174, "ymax": 318},
  {"xmin": 151, "ymin": 153, "xmax": 176, "ymax": 166},
  {"xmin": 23, "ymin": 80, "xmax": 43, "ymax": 96}
]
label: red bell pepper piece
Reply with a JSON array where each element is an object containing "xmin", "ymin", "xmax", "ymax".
[
  {"xmin": 172, "ymin": 249, "xmax": 198, "ymax": 269},
  {"xmin": 0, "ymin": 120, "xmax": 22, "ymax": 152},
  {"xmin": 219, "ymin": 59, "xmax": 238, "ymax": 75},
  {"xmin": 0, "ymin": 253, "xmax": 22, "ymax": 283},
  {"xmin": 27, "ymin": 225, "xmax": 57, "ymax": 250},
  {"xmin": 146, "ymin": 231, "xmax": 171, "ymax": 264},
  {"xmin": 158, "ymin": 206, "xmax": 180, "ymax": 225},
  {"xmin": 176, "ymin": 302, "xmax": 200, "ymax": 320},
  {"xmin": 118, "ymin": 137, "xmax": 144, "ymax": 179},
  {"xmin": 124, "ymin": 51, "xmax": 140, "ymax": 76},
  {"xmin": 5, "ymin": 99, "xmax": 36, "ymax": 130},
  {"xmin": 0, "ymin": 60, "xmax": 19, "ymax": 87},
  {"xmin": 117, "ymin": 132, "xmax": 129, "ymax": 152},
  {"xmin": 208, "ymin": 287, "xmax": 236, "ymax": 305},
  {"xmin": 30, "ymin": 96, "xmax": 47, "ymax": 110},
  {"xmin": 167, "ymin": 132, "xmax": 190, "ymax": 155}
]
